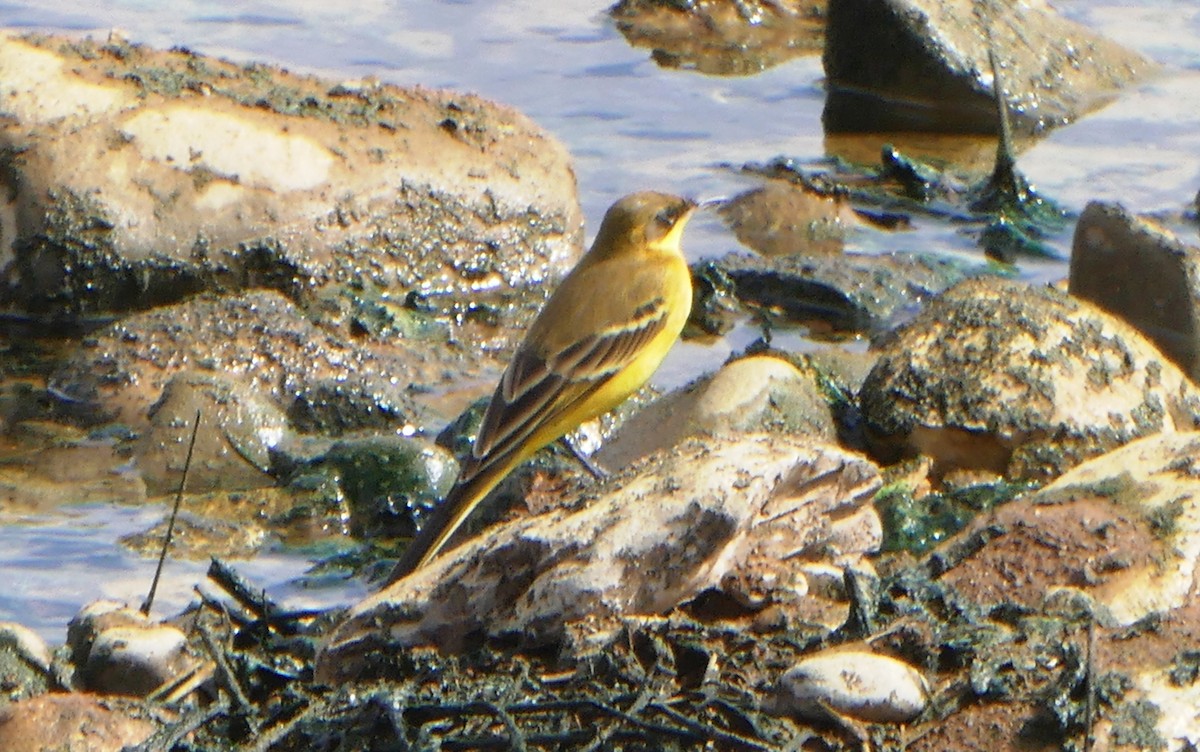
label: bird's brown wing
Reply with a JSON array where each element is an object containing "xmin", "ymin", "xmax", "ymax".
[{"xmin": 465, "ymin": 296, "xmax": 670, "ymax": 477}]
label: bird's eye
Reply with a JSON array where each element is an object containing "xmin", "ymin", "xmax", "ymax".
[{"xmin": 655, "ymin": 207, "xmax": 678, "ymax": 228}]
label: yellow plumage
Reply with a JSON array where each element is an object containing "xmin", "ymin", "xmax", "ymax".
[{"xmin": 387, "ymin": 191, "xmax": 697, "ymax": 583}]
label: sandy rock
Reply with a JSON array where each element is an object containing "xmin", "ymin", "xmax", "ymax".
[
  {"xmin": 823, "ymin": 0, "xmax": 1154, "ymax": 134},
  {"xmin": 1070, "ymin": 201, "xmax": 1200, "ymax": 381},
  {"xmin": 48, "ymin": 290, "xmax": 435, "ymax": 434},
  {"xmin": 0, "ymin": 32, "xmax": 581, "ymax": 316},
  {"xmin": 764, "ymin": 650, "xmax": 928, "ymax": 723},
  {"xmin": 595, "ymin": 355, "xmax": 836, "ymax": 469},
  {"xmin": 133, "ymin": 371, "xmax": 286, "ymax": 495},
  {"xmin": 706, "ymin": 250, "xmax": 979, "ymax": 333},
  {"xmin": 861, "ymin": 277, "xmax": 1200, "ymax": 481},
  {"xmin": 611, "ymin": 0, "xmax": 825, "ymax": 76},
  {"xmin": 316, "ymin": 435, "xmax": 882, "ymax": 683},
  {"xmin": 935, "ymin": 432, "xmax": 1200, "ymax": 626},
  {"xmin": 719, "ymin": 180, "xmax": 848, "ymax": 257},
  {"xmin": 0, "ymin": 693, "xmax": 158, "ymax": 752}
]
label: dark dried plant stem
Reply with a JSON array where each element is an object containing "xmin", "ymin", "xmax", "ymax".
[{"xmin": 141, "ymin": 409, "xmax": 202, "ymax": 617}]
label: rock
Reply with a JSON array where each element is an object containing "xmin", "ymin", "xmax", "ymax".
[
  {"xmin": 764, "ymin": 650, "xmax": 928, "ymax": 723},
  {"xmin": 0, "ymin": 622, "xmax": 52, "ymax": 706},
  {"xmin": 0, "ymin": 32, "xmax": 581, "ymax": 316},
  {"xmin": 0, "ymin": 693, "xmax": 158, "ymax": 752},
  {"xmin": 313, "ymin": 434, "xmax": 458, "ymax": 538},
  {"xmin": 611, "ymin": 0, "xmax": 826, "ymax": 76},
  {"xmin": 861, "ymin": 277, "xmax": 1200, "ymax": 482},
  {"xmin": 704, "ymin": 250, "xmax": 980, "ymax": 333},
  {"xmin": 48, "ymin": 290, "xmax": 433, "ymax": 434},
  {"xmin": 595, "ymin": 355, "xmax": 837, "ymax": 470},
  {"xmin": 134, "ymin": 371, "xmax": 287, "ymax": 495},
  {"xmin": 1070, "ymin": 201, "xmax": 1200, "ymax": 381},
  {"xmin": 718, "ymin": 181, "xmax": 848, "ymax": 257},
  {"xmin": 68, "ymin": 601, "xmax": 192, "ymax": 697},
  {"xmin": 934, "ymin": 432, "xmax": 1200, "ymax": 625},
  {"xmin": 80, "ymin": 623, "xmax": 190, "ymax": 696},
  {"xmin": 316, "ymin": 435, "xmax": 882, "ymax": 683},
  {"xmin": 823, "ymin": 0, "xmax": 1155, "ymax": 134}
]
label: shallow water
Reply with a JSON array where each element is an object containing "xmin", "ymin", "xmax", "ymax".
[{"xmin": 0, "ymin": 0, "xmax": 1198, "ymax": 641}]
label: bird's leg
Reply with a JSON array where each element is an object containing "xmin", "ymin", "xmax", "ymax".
[{"xmin": 558, "ymin": 436, "xmax": 609, "ymax": 480}]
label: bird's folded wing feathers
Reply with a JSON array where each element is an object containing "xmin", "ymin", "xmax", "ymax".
[{"xmin": 469, "ymin": 297, "xmax": 669, "ymax": 467}]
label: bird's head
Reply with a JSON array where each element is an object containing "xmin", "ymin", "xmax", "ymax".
[{"xmin": 586, "ymin": 191, "xmax": 697, "ymax": 262}]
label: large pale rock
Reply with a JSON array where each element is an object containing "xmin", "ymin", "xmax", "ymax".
[
  {"xmin": 861, "ymin": 278, "xmax": 1200, "ymax": 481},
  {"xmin": 1070, "ymin": 201, "xmax": 1200, "ymax": 381},
  {"xmin": 823, "ymin": 0, "xmax": 1154, "ymax": 134},
  {"xmin": 0, "ymin": 32, "xmax": 581, "ymax": 315},
  {"xmin": 316, "ymin": 435, "xmax": 882, "ymax": 683},
  {"xmin": 595, "ymin": 355, "xmax": 837, "ymax": 469}
]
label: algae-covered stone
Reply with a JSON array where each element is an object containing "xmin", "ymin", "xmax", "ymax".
[
  {"xmin": 596, "ymin": 355, "xmax": 837, "ymax": 469},
  {"xmin": 48, "ymin": 290, "xmax": 435, "ymax": 435},
  {"xmin": 316, "ymin": 435, "xmax": 881, "ymax": 682},
  {"xmin": 0, "ymin": 622, "xmax": 51, "ymax": 707},
  {"xmin": 1070, "ymin": 201, "xmax": 1200, "ymax": 381},
  {"xmin": 861, "ymin": 278, "xmax": 1200, "ymax": 481},
  {"xmin": 0, "ymin": 32, "xmax": 581, "ymax": 316},
  {"xmin": 705, "ymin": 250, "xmax": 979, "ymax": 332},
  {"xmin": 314, "ymin": 435, "xmax": 457, "ymax": 539},
  {"xmin": 823, "ymin": 0, "xmax": 1154, "ymax": 134}
]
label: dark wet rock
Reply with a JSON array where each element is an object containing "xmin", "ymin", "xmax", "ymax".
[
  {"xmin": 134, "ymin": 371, "xmax": 286, "ymax": 495},
  {"xmin": 316, "ymin": 435, "xmax": 882, "ymax": 680},
  {"xmin": 861, "ymin": 277, "xmax": 1200, "ymax": 482},
  {"xmin": 0, "ymin": 32, "xmax": 582, "ymax": 317},
  {"xmin": 595, "ymin": 355, "xmax": 837, "ymax": 469},
  {"xmin": 700, "ymin": 250, "xmax": 982, "ymax": 333},
  {"xmin": 1070, "ymin": 201, "xmax": 1200, "ymax": 381},
  {"xmin": 48, "ymin": 290, "xmax": 436, "ymax": 435},
  {"xmin": 611, "ymin": 0, "xmax": 826, "ymax": 76},
  {"xmin": 0, "ymin": 622, "xmax": 52, "ymax": 707},
  {"xmin": 718, "ymin": 181, "xmax": 849, "ymax": 256},
  {"xmin": 823, "ymin": 0, "xmax": 1155, "ymax": 134},
  {"xmin": 0, "ymin": 693, "xmax": 159, "ymax": 752},
  {"xmin": 310, "ymin": 434, "xmax": 457, "ymax": 539}
]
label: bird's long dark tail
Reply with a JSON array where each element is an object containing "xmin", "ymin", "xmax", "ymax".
[{"xmin": 386, "ymin": 457, "xmax": 513, "ymax": 584}]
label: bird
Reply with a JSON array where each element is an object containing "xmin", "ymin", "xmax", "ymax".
[{"xmin": 387, "ymin": 191, "xmax": 699, "ymax": 584}]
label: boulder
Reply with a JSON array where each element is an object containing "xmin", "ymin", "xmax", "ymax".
[
  {"xmin": 0, "ymin": 32, "xmax": 581, "ymax": 316},
  {"xmin": 823, "ymin": 0, "xmax": 1154, "ymax": 133},
  {"xmin": 1070, "ymin": 201, "xmax": 1200, "ymax": 381},
  {"xmin": 861, "ymin": 278, "xmax": 1200, "ymax": 481}
]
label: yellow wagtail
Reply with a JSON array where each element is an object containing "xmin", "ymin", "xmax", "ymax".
[{"xmin": 388, "ymin": 191, "xmax": 699, "ymax": 583}]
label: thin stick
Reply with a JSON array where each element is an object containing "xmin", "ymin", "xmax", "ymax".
[{"xmin": 141, "ymin": 409, "xmax": 202, "ymax": 617}]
